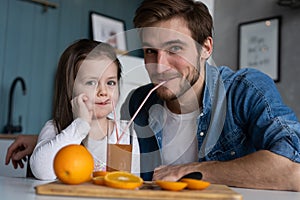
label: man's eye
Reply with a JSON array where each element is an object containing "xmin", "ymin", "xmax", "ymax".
[
  {"xmin": 107, "ymin": 80, "xmax": 116, "ymax": 86},
  {"xmin": 144, "ymin": 48, "xmax": 157, "ymax": 54},
  {"xmin": 168, "ymin": 46, "xmax": 182, "ymax": 54}
]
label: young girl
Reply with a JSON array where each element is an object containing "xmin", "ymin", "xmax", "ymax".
[{"xmin": 30, "ymin": 39, "xmax": 139, "ymax": 180}]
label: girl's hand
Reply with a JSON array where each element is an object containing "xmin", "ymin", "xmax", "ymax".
[{"xmin": 71, "ymin": 93, "xmax": 93, "ymax": 124}]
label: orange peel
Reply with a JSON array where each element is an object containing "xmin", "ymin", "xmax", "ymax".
[
  {"xmin": 53, "ymin": 144, "xmax": 94, "ymax": 185},
  {"xmin": 92, "ymin": 176, "xmax": 105, "ymax": 185},
  {"xmin": 155, "ymin": 180, "xmax": 187, "ymax": 191},
  {"xmin": 104, "ymin": 171, "xmax": 143, "ymax": 190},
  {"xmin": 180, "ymin": 178, "xmax": 210, "ymax": 190},
  {"xmin": 93, "ymin": 171, "xmax": 109, "ymax": 177}
]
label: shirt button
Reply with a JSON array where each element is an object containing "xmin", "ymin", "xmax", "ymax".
[
  {"xmin": 199, "ymin": 132, "xmax": 205, "ymax": 136},
  {"xmin": 157, "ymin": 136, "xmax": 161, "ymax": 141},
  {"xmin": 200, "ymin": 113, "xmax": 204, "ymax": 117},
  {"xmin": 230, "ymin": 151, "xmax": 236, "ymax": 156}
]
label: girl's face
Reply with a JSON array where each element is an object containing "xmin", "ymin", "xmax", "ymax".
[{"xmin": 73, "ymin": 57, "xmax": 119, "ymax": 119}]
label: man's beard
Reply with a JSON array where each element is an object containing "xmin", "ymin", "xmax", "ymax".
[{"xmin": 155, "ymin": 60, "xmax": 201, "ymax": 101}]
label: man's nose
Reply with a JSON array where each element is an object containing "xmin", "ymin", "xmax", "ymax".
[{"xmin": 156, "ymin": 50, "xmax": 171, "ymax": 73}]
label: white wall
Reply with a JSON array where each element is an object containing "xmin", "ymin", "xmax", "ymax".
[
  {"xmin": 196, "ymin": 0, "xmax": 215, "ymax": 18},
  {"xmin": 213, "ymin": 0, "xmax": 300, "ymax": 118},
  {"xmin": 115, "ymin": 55, "xmax": 150, "ymax": 119}
]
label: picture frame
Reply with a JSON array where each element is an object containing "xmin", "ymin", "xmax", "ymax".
[
  {"xmin": 90, "ymin": 11, "xmax": 127, "ymax": 52},
  {"xmin": 238, "ymin": 16, "xmax": 281, "ymax": 82}
]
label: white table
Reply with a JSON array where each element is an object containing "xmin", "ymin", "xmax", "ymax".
[
  {"xmin": 1, "ymin": 176, "xmax": 299, "ymax": 200},
  {"xmin": 232, "ymin": 187, "xmax": 300, "ymax": 200}
]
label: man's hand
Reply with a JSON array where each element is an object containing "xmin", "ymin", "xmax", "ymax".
[
  {"xmin": 153, "ymin": 151, "xmax": 300, "ymax": 191},
  {"xmin": 152, "ymin": 163, "xmax": 200, "ymax": 181},
  {"xmin": 5, "ymin": 135, "xmax": 38, "ymax": 169}
]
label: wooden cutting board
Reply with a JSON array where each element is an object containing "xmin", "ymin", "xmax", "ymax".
[{"xmin": 35, "ymin": 181, "xmax": 242, "ymax": 200}]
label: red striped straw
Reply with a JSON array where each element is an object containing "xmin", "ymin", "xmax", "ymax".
[
  {"xmin": 116, "ymin": 81, "xmax": 166, "ymax": 144},
  {"xmin": 111, "ymin": 100, "xmax": 119, "ymax": 140}
]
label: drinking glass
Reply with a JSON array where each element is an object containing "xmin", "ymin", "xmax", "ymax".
[{"xmin": 106, "ymin": 120, "xmax": 132, "ymax": 172}]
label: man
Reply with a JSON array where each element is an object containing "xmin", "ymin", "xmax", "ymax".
[
  {"xmin": 123, "ymin": 0, "xmax": 300, "ymax": 191},
  {"xmin": 6, "ymin": 0, "xmax": 300, "ymax": 191}
]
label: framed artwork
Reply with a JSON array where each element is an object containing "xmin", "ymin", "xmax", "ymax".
[
  {"xmin": 90, "ymin": 11, "xmax": 127, "ymax": 52},
  {"xmin": 238, "ymin": 16, "xmax": 281, "ymax": 82}
]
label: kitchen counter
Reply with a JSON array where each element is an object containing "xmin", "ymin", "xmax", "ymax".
[
  {"xmin": 0, "ymin": 133, "xmax": 37, "ymax": 139},
  {"xmin": 1, "ymin": 176, "xmax": 299, "ymax": 200},
  {"xmin": 0, "ymin": 134, "xmax": 19, "ymax": 139}
]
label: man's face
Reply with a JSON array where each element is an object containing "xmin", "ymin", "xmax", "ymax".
[{"xmin": 141, "ymin": 17, "xmax": 203, "ymax": 101}]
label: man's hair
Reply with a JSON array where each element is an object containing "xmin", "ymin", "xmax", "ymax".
[{"xmin": 134, "ymin": 0, "xmax": 213, "ymax": 45}]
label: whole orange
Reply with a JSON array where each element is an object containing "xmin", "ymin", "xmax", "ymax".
[{"xmin": 53, "ymin": 144, "xmax": 94, "ymax": 185}]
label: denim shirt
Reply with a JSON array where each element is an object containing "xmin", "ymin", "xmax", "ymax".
[{"xmin": 127, "ymin": 63, "xmax": 300, "ymax": 180}]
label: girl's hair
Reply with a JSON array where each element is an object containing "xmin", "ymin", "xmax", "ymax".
[
  {"xmin": 52, "ymin": 39, "xmax": 122, "ymax": 133},
  {"xmin": 133, "ymin": 0, "xmax": 213, "ymax": 46}
]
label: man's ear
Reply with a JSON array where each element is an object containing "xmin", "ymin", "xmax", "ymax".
[{"xmin": 201, "ymin": 37, "xmax": 213, "ymax": 59}]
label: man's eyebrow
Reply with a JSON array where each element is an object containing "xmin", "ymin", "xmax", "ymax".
[
  {"xmin": 142, "ymin": 39, "xmax": 187, "ymax": 49},
  {"xmin": 141, "ymin": 42, "xmax": 152, "ymax": 47},
  {"xmin": 163, "ymin": 39, "xmax": 187, "ymax": 47}
]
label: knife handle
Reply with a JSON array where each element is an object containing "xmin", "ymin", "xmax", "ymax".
[{"xmin": 180, "ymin": 172, "xmax": 202, "ymax": 180}]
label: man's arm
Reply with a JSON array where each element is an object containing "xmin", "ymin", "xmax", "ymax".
[{"xmin": 153, "ymin": 150, "xmax": 300, "ymax": 191}]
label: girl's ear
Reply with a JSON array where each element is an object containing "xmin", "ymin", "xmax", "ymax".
[{"xmin": 200, "ymin": 37, "xmax": 213, "ymax": 59}]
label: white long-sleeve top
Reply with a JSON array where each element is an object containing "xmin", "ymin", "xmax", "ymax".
[{"xmin": 30, "ymin": 118, "xmax": 140, "ymax": 180}]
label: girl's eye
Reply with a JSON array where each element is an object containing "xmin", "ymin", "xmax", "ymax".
[
  {"xmin": 85, "ymin": 80, "xmax": 98, "ymax": 86},
  {"xmin": 107, "ymin": 80, "xmax": 116, "ymax": 86}
]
